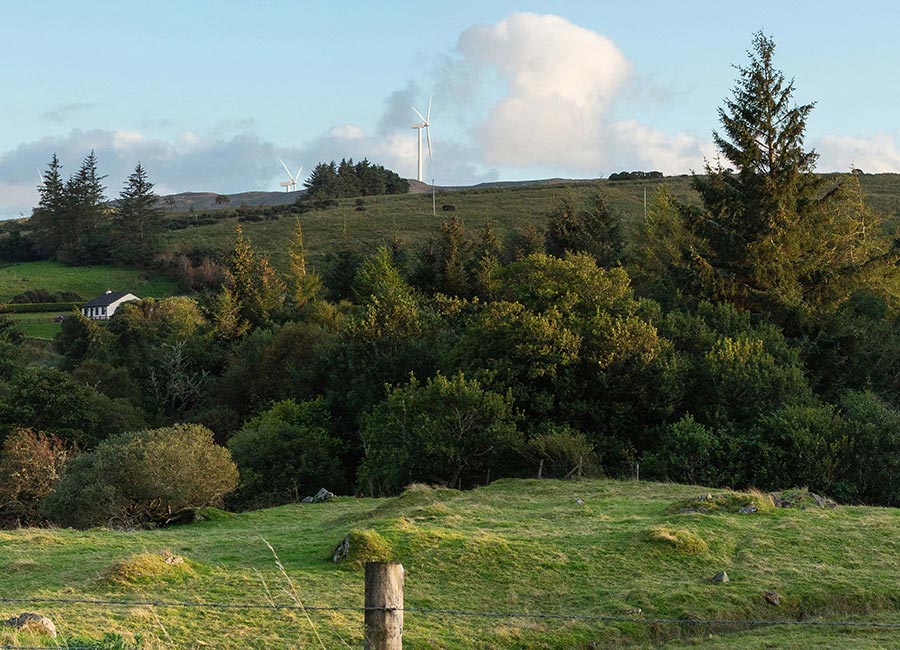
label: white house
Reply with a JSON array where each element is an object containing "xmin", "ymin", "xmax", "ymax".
[{"xmin": 81, "ymin": 291, "xmax": 140, "ymax": 320}]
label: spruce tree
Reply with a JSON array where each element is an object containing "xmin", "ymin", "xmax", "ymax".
[
  {"xmin": 112, "ymin": 163, "xmax": 162, "ymax": 264},
  {"xmin": 690, "ymin": 32, "xmax": 898, "ymax": 320},
  {"xmin": 287, "ymin": 218, "xmax": 321, "ymax": 308},
  {"xmin": 60, "ymin": 151, "xmax": 108, "ymax": 264},
  {"xmin": 31, "ymin": 154, "xmax": 66, "ymax": 257}
]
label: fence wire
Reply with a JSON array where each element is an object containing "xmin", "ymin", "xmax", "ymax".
[{"xmin": 3, "ymin": 596, "xmax": 900, "ymax": 630}]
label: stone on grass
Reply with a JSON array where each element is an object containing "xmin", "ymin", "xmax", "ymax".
[
  {"xmin": 710, "ymin": 570, "xmax": 729, "ymax": 583},
  {"xmin": 302, "ymin": 488, "xmax": 335, "ymax": 503},
  {"xmin": 763, "ymin": 590, "xmax": 780, "ymax": 606},
  {"xmin": 3, "ymin": 613, "xmax": 56, "ymax": 638}
]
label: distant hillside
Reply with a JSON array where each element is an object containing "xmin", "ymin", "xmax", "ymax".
[{"xmin": 157, "ymin": 190, "xmax": 304, "ymax": 212}]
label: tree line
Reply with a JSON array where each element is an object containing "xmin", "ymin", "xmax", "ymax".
[
  {"xmin": 302, "ymin": 158, "xmax": 409, "ymax": 200},
  {"xmin": 1, "ymin": 32, "xmax": 900, "ymax": 528},
  {"xmin": 28, "ymin": 154, "xmax": 163, "ymax": 266}
]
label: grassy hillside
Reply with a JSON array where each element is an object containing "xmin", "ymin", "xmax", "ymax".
[
  {"xmin": 160, "ymin": 174, "xmax": 900, "ymax": 276},
  {"xmin": 0, "ymin": 261, "xmax": 177, "ymax": 303},
  {"xmin": 162, "ymin": 177, "xmax": 699, "ymax": 273},
  {"xmin": 2, "ymin": 478, "xmax": 899, "ymax": 648}
]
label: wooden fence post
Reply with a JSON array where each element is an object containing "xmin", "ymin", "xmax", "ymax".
[{"xmin": 364, "ymin": 561, "xmax": 404, "ymax": 650}]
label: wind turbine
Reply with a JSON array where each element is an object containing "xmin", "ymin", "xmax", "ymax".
[
  {"xmin": 278, "ymin": 159, "xmax": 303, "ymax": 192},
  {"xmin": 411, "ymin": 97, "xmax": 435, "ymax": 215}
]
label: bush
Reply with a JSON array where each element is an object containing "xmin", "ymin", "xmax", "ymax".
[
  {"xmin": 358, "ymin": 373, "xmax": 522, "ymax": 494},
  {"xmin": 43, "ymin": 424, "xmax": 238, "ymax": 529},
  {"xmin": 524, "ymin": 425, "xmax": 598, "ymax": 478},
  {"xmin": 643, "ymin": 415, "xmax": 720, "ymax": 485},
  {"xmin": 0, "ymin": 428, "xmax": 71, "ymax": 526},
  {"xmin": 228, "ymin": 399, "xmax": 345, "ymax": 506}
]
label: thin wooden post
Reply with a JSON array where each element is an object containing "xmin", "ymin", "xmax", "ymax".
[{"xmin": 364, "ymin": 561, "xmax": 404, "ymax": 650}]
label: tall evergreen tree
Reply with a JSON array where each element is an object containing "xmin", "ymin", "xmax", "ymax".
[
  {"xmin": 112, "ymin": 163, "xmax": 162, "ymax": 264},
  {"xmin": 287, "ymin": 218, "xmax": 321, "ymax": 308},
  {"xmin": 689, "ymin": 32, "xmax": 898, "ymax": 321},
  {"xmin": 60, "ymin": 151, "xmax": 108, "ymax": 264},
  {"xmin": 30, "ymin": 154, "xmax": 66, "ymax": 258}
]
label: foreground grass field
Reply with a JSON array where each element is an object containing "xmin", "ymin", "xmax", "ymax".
[
  {"xmin": 0, "ymin": 261, "xmax": 177, "ymax": 303},
  {"xmin": 2, "ymin": 479, "xmax": 899, "ymax": 649}
]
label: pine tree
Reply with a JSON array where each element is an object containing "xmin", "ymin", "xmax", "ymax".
[
  {"xmin": 31, "ymin": 154, "xmax": 66, "ymax": 257},
  {"xmin": 60, "ymin": 151, "xmax": 108, "ymax": 264},
  {"xmin": 224, "ymin": 225, "xmax": 286, "ymax": 328},
  {"xmin": 689, "ymin": 32, "xmax": 898, "ymax": 320},
  {"xmin": 287, "ymin": 218, "xmax": 321, "ymax": 308},
  {"xmin": 112, "ymin": 163, "xmax": 162, "ymax": 264}
]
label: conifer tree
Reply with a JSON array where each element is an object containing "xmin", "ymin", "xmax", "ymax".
[
  {"xmin": 287, "ymin": 219, "xmax": 321, "ymax": 308},
  {"xmin": 689, "ymin": 32, "xmax": 898, "ymax": 319},
  {"xmin": 224, "ymin": 225, "xmax": 286, "ymax": 328},
  {"xmin": 112, "ymin": 163, "xmax": 162, "ymax": 264},
  {"xmin": 60, "ymin": 151, "xmax": 108, "ymax": 264},
  {"xmin": 31, "ymin": 154, "xmax": 66, "ymax": 257}
]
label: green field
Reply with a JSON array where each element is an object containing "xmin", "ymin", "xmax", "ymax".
[
  {"xmin": 0, "ymin": 261, "xmax": 177, "ymax": 303},
  {"xmin": 6, "ymin": 311, "xmax": 71, "ymax": 340},
  {"xmin": 161, "ymin": 174, "xmax": 900, "ymax": 275},
  {"xmin": 2, "ymin": 478, "xmax": 899, "ymax": 649}
]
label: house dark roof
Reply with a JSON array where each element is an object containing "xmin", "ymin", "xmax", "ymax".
[{"xmin": 82, "ymin": 291, "xmax": 138, "ymax": 308}]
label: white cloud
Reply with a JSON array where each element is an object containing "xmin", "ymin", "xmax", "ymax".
[
  {"xmin": 451, "ymin": 12, "xmax": 707, "ymax": 175},
  {"xmin": 328, "ymin": 124, "xmax": 366, "ymax": 140},
  {"xmin": 815, "ymin": 133, "xmax": 900, "ymax": 173}
]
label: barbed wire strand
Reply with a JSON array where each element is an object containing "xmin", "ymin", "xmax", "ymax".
[{"xmin": 2, "ymin": 596, "xmax": 900, "ymax": 629}]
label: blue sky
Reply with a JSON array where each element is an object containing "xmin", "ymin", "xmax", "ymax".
[{"xmin": 1, "ymin": 0, "xmax": 898, "ymax": 216}]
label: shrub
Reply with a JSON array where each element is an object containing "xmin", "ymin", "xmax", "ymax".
[
  {"xmin": 43, "ymin": 424, "xmax": 238, "ymax": 529},
  {"xmin": 643, "ymin": 415, "xmax": 720, "ymax": 485},
  {"xmin": 228, "ymin": 399, "xmax": 345, "ymax": 506},
  {"xmin": 0, "ymin": 428, "xmax": 71, "ymax": 526},
  {"xmin": 358, "ymin": 373, "xmax": 522, "ymax": 494},
  {"xmin": 524, "ymin": 425, "xmax": 598, "ymax": 478}
]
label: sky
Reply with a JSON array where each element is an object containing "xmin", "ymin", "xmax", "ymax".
[{"xmin": 1, "ymin": 0, "xmax": 899, "ymax": 217}]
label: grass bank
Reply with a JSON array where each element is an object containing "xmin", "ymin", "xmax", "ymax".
[{"xmin": 1, "ymin": 478, "xmax": 898, "ymax": 648}]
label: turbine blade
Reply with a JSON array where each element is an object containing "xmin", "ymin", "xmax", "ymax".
[
  {"xmin": 279, "ymin": 158, "xmax": 292, "ymax": 178},
  {"xmin": 411, "ymin": 106, "xmax": 427, "ymax": 124},
  {"xmin": 426, "ymin": 96, "xmax": 432, "ymax": 122},
  {"xmin": 426, "ymin": 126, "xmax": 433, "ymax": 170},
  {"xmin": 36, "ymin": 167, "xmax": 45, "ymax": 185},
  {"xmin": 295, "ymin": 166, "xmax": 303, "ymax": 182}
]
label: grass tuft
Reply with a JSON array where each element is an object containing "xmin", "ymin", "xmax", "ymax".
[
  {"xmin": 668, "ymin": 489, "xmax": 774, "ymax": 515},
  {"xmin": 331, "ymin": 529, "xmax": 392, "ymax": 569},
  {"xmin": 101, "ymin": 551, "xmax": 193, "ymax": 585},
  {"xmin": 648, "ymin": 526, "xmax": 709, "ymax": 555}
]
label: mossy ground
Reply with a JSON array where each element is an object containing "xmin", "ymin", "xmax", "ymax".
[{"xmin": 0, "ymin": 478, "xmax": 898, "ymax": 648}]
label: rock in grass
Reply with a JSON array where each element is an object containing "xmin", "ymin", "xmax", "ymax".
[
  {"xmin": 710, "ymin": 571, "xmax": 729, "ymax": 583},
  {"xmin": 302, "ymin": 488, "xmax": 335, "ymax": 503},
  {"xmin": 763, "ymin": 590, "xmax": 780, "ymax": 606},
  {"xmin": 3, "ymin": 613, "xmax": 56, "ymax": 638}
]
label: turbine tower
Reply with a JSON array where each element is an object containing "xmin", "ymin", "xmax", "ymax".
[
  {"xmin": 278, "ymin": 159, "xmax": 303, "ymax": 192},
  {"xmin": 411, "ymin": 98, "xmax": 431, "ymax": 183},
  {"xmin": 411, "ymin": 98, "xmax": 436, "ymax": 215}
]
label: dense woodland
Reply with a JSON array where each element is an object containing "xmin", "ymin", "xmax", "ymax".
[{"xmin": 2, "ymin": 34, "xmax": 900, "ymax": 529}]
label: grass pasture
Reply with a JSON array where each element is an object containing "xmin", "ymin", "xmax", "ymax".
[
  {"xmin": 160, "ymin": 174, "xmax": 900, "ymax": 278},
  {"xmin": 162, "ymin": 178, "xmax": 700, "ymax": 274},
  {"xmin": 0, "ymin": 261, "xmax": 177, "ymax": 303},
  {"xmin": 6, "ymin": 311, "xmax": 71, "ymax": 340},
  {"xmin": 2, "ymin": 478, "xmax": 899, "ymax": 648}
]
